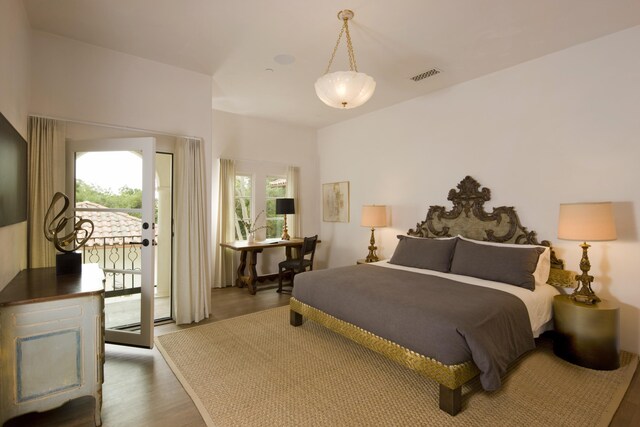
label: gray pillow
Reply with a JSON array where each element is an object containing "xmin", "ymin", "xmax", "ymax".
[
  {"xmin": 389, "ymin": 235, "xmax": 458, "ymax": 272},
  {"xmin": 450, "ymin": 238, "xmax": 544, "ymax": 291}
]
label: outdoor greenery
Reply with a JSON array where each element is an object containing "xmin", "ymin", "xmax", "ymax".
[
  {"xmin": 265, "ymin": 176, "xmax": 286, "ymax": 239},
  {"xmin": 76, "ymin": 179, "xmax": 143, "ymax": 218},
  {"xmin": 234, "ymin": 175, "xmax": 252, "ymax": 239}
]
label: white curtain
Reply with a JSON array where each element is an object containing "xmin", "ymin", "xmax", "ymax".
[
  {"xmin": 286, "ymin": 166, "xmax": 301, "ymax": 238},
  {"xmin": 173, "ymin": 137, "xmax": 211, "ymax": 324},
  {"xmin": 27, "ymin": 117, "xmax": 65, "ymax": 268},
  {"xmin": 213, "ymin": 158, "xmax": 236, "ymax": 287}
]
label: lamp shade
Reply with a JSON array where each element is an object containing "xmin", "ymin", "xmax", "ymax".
[
  {"xmin": 558, "ymin": 202, "xmax": 617, "ymax": 241},
  {"xmin": 315, "ymin": 71, "xmax": 376, "ymax": 109},
  {"xmin": 361, "ymin": 205, "xmax": 387, "ymax": 228},
  {"xmin": 276, "ymin": 198, "xmax": 295, "ymax": 215}
]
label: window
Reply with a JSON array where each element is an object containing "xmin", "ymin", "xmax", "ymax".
[
  {"xmin": 234, "ymin": 174, "xmax": 252, "ymax": 240},
  {"xmin": 233, "ymin": 171, "xmax": 288, "ymax": 241},
  {"xmin": 265, "ymin": 176, "xmax": 287, "ymax": 239}
]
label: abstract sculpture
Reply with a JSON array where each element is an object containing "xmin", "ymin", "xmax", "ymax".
[{"xmin": 44, "ymin": 192, "xmax": 94, "ymax": 274}]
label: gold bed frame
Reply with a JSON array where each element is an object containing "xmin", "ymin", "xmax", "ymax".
[{"xmin": 289, "ymin": 176, "xmax": 568, "ymax": 415}]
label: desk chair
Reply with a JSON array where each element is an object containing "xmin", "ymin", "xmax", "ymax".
[{"xmin": 277, "ymin": 235, "xmax": 318, "ymax": 293}]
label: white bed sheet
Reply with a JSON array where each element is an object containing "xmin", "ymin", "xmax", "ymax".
[{"xmin": 369, "ymin": 260, "xmax": 560, "ymax": 338}]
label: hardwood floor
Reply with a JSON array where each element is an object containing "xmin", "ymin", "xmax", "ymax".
[
  {"xmin": 6, "ymin": 285, "xmax": 290, "ymax": 427},
  {"xmin": 5, "ymin": 284, "xmax": 639, "ymax": 426}
]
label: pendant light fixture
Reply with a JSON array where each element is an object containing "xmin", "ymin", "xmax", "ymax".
[{"xmin": 315, "ymin": 9, "xmax": 376, "ymax": 109}]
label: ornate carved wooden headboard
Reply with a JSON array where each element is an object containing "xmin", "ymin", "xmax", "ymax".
[{"xmin": 408, "ymin": 176, "xmax": 565, "ymax": 270}]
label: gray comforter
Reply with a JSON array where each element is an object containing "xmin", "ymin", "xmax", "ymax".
[{"xmin": 292, "ymin": 264, "xmax": 535, "ymax": 390}]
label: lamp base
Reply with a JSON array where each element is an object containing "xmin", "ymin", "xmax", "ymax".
[
  {"xmin": 571, "ymin": 294, "xmax": 600, "ymax": 305},
  {"xmin": 364, "ymin": 253, "xmax": 379, "ymax": 263},
  {"xmin": 56, "ymin": 252, "xmax": 82, "ymax": 276},
  {"xmin": 364, "ymin": 227, "xmax": 379, "ymax": 263},
  {"xmin": 281, "ymin": 214, "xmax": 290, "ymax": 240},
  {"xmin": 571, "ymin": 242, "xmax": 600, "ymax": 305}
]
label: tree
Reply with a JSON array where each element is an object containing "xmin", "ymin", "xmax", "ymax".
[{"xmin": 76, "ymin": 180, "xmax": 143, "ymax": 218}]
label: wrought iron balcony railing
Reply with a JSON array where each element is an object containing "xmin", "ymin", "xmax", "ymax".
[{"xmin": 82, "ymin": 235, "xmax": 142, "ymax": 298}]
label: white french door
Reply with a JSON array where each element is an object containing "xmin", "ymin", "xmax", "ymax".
[{"xmin": 66, "ymin": 137, "xmax": 156, "ymax": 348}]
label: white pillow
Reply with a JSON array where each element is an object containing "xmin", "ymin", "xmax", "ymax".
[
  {"xmin": 403, "ymin": 234, "xmax": 457, "ymax": 240},
  {"xmin": 457, "ymin": 235, "xmax": 551, "ymax": 287}
]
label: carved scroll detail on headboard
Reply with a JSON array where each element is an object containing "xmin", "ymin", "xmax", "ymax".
[{"xmin": 408, "ymin": 176, "xmax": 564, "ymax": 269}]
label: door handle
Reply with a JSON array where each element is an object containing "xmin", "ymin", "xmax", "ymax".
[{"xmin": 129, "ymin": 239, "xmax": 150, "ymax": 247}]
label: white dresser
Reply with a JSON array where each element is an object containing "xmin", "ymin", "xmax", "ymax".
[{"xmin": 0, "ymin": 264, "xmax": 104, "ymax": 426}]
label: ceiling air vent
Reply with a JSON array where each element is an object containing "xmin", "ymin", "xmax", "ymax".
[{"xmin": 410, "ymin": 68, "xmax": 441, "ymax": 82}]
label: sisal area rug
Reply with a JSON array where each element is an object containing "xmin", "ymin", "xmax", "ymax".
[{"xmin": 156, "ymin": 306, "xmax": 637, "ymax": 427}]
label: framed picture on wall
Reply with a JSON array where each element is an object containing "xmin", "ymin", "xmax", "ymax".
[{"xmin": 322, "ymin": 181, "xmax": 349, "ymax": 222}]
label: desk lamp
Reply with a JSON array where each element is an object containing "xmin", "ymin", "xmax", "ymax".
[{"xmin": 276, "ymin": 198, "xmax": 295, "ymax": 240}]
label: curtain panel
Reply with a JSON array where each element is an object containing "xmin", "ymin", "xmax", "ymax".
[
  {"xmin": 213, "ymin": 158, "xmax": 236, "ymax": 288},
  {"xmin": 27, "ymin": 117, "xmax": 65, "ymax": 268},
  {"xmin": 173, "ymin": 137, "xmax": 211, "ymax": 324}
]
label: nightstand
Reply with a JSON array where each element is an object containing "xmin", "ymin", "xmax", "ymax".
[{"xmin": 553, "ymin": 295, "xmax": 619, "ymax": 370}]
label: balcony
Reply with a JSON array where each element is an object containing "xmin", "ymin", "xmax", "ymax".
[{"xmin": 78, "ymin": 201, "xmax": 171, "ymax": 329}]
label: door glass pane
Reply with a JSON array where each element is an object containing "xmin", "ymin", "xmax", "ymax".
[
  {"xmin": 155, "ymin": 153, "xmax": 172, "ymax": 321},
  {"xmin": 75, "ymin": 151, "xmax": 143, "ymax": 212},
  {"xmin": 76, "ymin": 150, "xmax": 144, "ymax": 330}
]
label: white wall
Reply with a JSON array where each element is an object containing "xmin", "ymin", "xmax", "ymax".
[
  {"xmin": 29, "ymin": 31, "xmax": 214, "ymax": 285},
  {"xmin": 0, "ymin": 0, "xmax": 30, "ymax": 290},
  {"xmin": 29, "ymin": 29, "xmax": 212, "ymax": 193},
  {"xmin": 30, "ymin": 32, "xmax": 212, "ymax": 142},
  {"xmin": 318, "ymin": 26, "xmax": 640, "ymax": 354},
  {"xmin": 211, "ymin": 110, "xmax": 320, "ymax": 278},
  {"xmin": 28, "ymin": 31, "xmax": 320, "ymax": 289}
]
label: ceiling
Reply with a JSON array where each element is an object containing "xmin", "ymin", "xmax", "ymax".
[{"xmin": 23, "ymin": 0, "xmax": 640, "ymax": 129}]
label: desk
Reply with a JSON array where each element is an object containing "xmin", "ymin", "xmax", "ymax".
[{"xmin": 220, "ymin": 238, "xmax": 305, "ymax": 294}]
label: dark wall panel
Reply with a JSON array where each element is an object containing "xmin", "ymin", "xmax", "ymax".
[{"xmin": 0, "ymin": 112, "xmax": 28, "ymax": 227}]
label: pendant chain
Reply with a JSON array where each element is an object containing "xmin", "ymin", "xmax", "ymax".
[{"xmin": 324, "ymin": 18, "xmax": 359, "ymax": 75}]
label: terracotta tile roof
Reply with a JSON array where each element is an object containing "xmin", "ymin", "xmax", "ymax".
[{"xmin": 76, "ymin": 201, "xmax": 142, "ymax": 247}]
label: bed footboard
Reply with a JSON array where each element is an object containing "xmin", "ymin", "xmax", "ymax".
[{"xmin": 289, "ymin": 297, "xmax": 478, "ymax": 415}]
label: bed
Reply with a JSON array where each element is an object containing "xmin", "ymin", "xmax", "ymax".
[{"xmin": 289, "ymin": 176, "xmax": 574, "ymax": 415}]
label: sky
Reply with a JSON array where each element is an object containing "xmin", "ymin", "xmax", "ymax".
[{"xmin": 76, "ymin": 151, "xmax": 142, "ymax": 193}]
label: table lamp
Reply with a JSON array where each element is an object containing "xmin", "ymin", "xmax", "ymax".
[
  {"xmin": 361, "ymin": 205, "xmax": 387, "ymax": 262},
  {"xmin": 276, "ymin": 198, "xmax": 295, "ymax": 240},
  {"xmin": 558, "ymin": 202, "xmax": 617, "ymax": 304}
]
